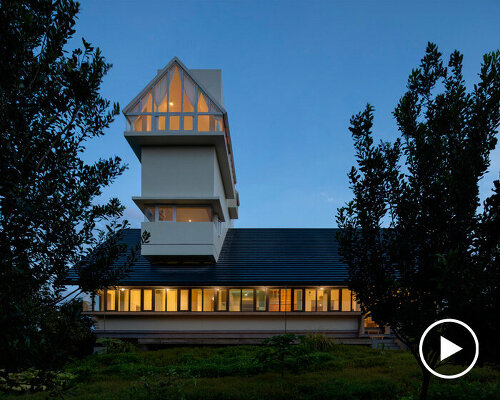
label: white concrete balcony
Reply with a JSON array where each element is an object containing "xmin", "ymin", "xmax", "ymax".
[{"xmin": 141, "ymin": 221, "xmax": 221, "ymax": 262}]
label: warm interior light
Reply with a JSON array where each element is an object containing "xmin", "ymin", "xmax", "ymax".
[
  {"xmin": 120, "ymin": 288, "xmax": 125, "ymax": 291},
  {"xmin": 169, "ymin": 101, "xmax": 174, "ymax": 106},
  {"xmin": 188, "ymin": 219, "xmax": 192, "ymax": 222}
]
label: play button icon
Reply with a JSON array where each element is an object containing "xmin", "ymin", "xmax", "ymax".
[
  {"xmin": 440, "ymin": 336, "xmax": 462, "ymax": 361},
  {"xmin": 419, "ymin": 319, "xmax": 479, "ymax": 379}
]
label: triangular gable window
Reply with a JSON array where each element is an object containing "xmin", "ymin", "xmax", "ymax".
[{"xmin": 126, "ymin": 62, "xmax": 224, "ymax": 133}]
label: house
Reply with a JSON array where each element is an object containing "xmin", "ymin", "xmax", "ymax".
[{"xmin": 79, "ymin": 57, "xmax": 385, "ymax": 345}]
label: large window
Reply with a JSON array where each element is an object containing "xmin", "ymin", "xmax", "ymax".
[
  {"xmin": 126, "ymin": 63, "xmax": 225, "ymax": 133},
  {"xmin": 144, "ymin": 205, "xmax": 212, "ymax": 223},
  {"xmin": 95, "ymin": 287, "xmax": 361, "ymax": 314}
]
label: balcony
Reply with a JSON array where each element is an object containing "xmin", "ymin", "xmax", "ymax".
[{"xmin": 141, "ymin": 221, "xmax": 221, "ymax": 262}]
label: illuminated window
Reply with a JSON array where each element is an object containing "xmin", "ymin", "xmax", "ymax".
[
  {"xmin": 183, "ymin": 76, "xmax": 196, "ymax": 112},
  {"xmin": 197, "ymin": 92, "xmax": 209, "ymax": 112},
  {"xmin": 180, "ymin": 289, "xmax": 189, "ymax": 311},
  {"xmin": 342, "ymin": 289, "xmax": 352, "ymax": 311},
  {"xmin": 317, "ymin": 289, "xmax": 328, "ymax": 312},
  {"xmin": 130, "ymin": 289, "xmax": 141, "ymax": 312},
  {"xmin": 330, "ymin": 289, "xmax": 340, "ymax": 311},
  {"xmin": 242, "ymin": 289, "xmax": 254, "ymax": 312},
  {"xmin": 256, "ymin": 289, "xmax": 266, "ymax": 311},
  {"xmin": 167, "ymin": 289, "xmax": 177, "ymax": 311},
  {"xmin": 168, "ymin": 66, "xmax": 182, "ymax": 112},
  {"xmin": 293, "ymin": 289, "xmax": 303, "ymax": 311},
  {"xmin": 305, "ymin": 289, "xmax": 316, "ymax": 312},
  {"xmin": 229, "ymin": 289, "xmax": 241, "ymax": 312},
  {"xmin": 203, "ymin": 289, "xmax": 215, "ymax": 312},
  {"xmin": 198, "ymin": 115, "xmax": 210, "ymax": 131},
  {"xmin": 176, "ymin": 207, "xmax": 212, "ymax": 222},
  {"xmin": 154, "ymin": 76, "xmax": 168, "ymax": 112},
  {"xmin": 192, "ymin": 289, "xmax": 202, "ymax": 312},
  {"xmin": 217, "ymin": 289, "xmax": 227, "ymax": 311},
  {"xmin": 118, "ymin": 289, "xmax": 129, "ymax": 311},
  {"xmin": 158, "ymin": 206, "xmax": 173, "ymax": 221},
  {"xmin": 170, "ymin": 116, "xmax": 180, "ymax": 130},
  {"xmin": 280, "ymin": 289, "xmax": 291, "ymax": 312},
  {"xmin": 269, "ymin": 289, "xmax": 279, "ymax": 312},
  {"xmin": 156, "ymin": 116, "xmax": 165, "ymax": 130},
  {"xmin": 106, "ymin": 289, "xmax": 116, "ymax": 311},
  {"xmin": 126, "ymin": 62, "xmax": 225, "ymax": 134},
  {"xmin": 184, "ymin": 116, "xmax": 193, "ymax": 130},
  {"xmin": 352, "ymin": 293, "xmax": 361, "ymax": 312},
  {"xmin": 143, "ymin": 290, "xmax": 152, "ymax": 311},
  {"xmin": 155, "ymin": 289, "xmax": 166, "ymax": 311}
]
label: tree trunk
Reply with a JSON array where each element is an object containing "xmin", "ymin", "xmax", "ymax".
[{"xmin": 419, "ymin": 369, "xmax": 431, "ymax": 400}]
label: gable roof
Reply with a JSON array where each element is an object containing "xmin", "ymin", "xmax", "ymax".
[
  {"xmin": 67, "ymin": 228, "xmax": 349, "ymax": 286},
  {"xmin": 122, "ymin": 57, "xmax": 227, "ymax": 115}
]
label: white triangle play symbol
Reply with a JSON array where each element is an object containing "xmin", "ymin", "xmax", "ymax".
[{"xmin": 440, "ymin": 336, "xmax": 462, "ymax": 361}]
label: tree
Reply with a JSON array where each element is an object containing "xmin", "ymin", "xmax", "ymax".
[
  {"xmin": 336, "ymin": 43, "xmax": 499, "ymax": 400},
  {"xmin": 0, "ymin": 0, "xmax": 131, "ymax": 370}
]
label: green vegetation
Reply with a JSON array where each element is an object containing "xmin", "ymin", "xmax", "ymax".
[{"xmin": 1, "ymin": 340, "xmax": 498, "ymax": 400}]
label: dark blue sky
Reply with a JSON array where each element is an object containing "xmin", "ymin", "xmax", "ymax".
[{"xmin": 74, "ymin": 0, "xmax": 500, "ymax": 228}]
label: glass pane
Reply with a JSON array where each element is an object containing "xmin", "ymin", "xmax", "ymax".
[
  {"xmin": 293, "ymin": 289, "xmax": 303, "ymax": 311},
  {"xmin": 317, "ymin": 289, "xmax": 328, "ymax": 312},
  {"xmin": 342, "ymin": 289, "xmax": 352, "ymax": 311},
  {"xmin": 118, "ymin": 289, "xmax": 129, "ymax": 311},
  {"xmin": 192, "ymin": 289, "xmax": 202, "ymax": 312},
  {"xmin": 169, "ymin": 66, "xmax": 181, "ymax": 112},
  {"xmin": 215, "ymin": 116, "xmax": 224, "ymax": 132},
  {"xmin": 217, "ymin": 289, "xmax": 227, "ymax": 311},
  {"xmin": 197, "ymin": 115, "xmax": 210, "ymax": 131},
  {"xmin": 305, "ymin": 289, "xmax": 316, "ymax": 312},
  {"xmin": 197, "ymin": 92, "xmax": 209, "ymax": 112},
  {"xmin": 155, "ymin": 289, "xmax": 166, "ymax": 311},
  {"xmin": 154, "ymin": 76, "xmax": 168, "ymax": 112},
  {"xmin": 82, "ymin": 293, "xmax": 91, "ymax": 311},
  {"xmin": 256, "ymin": 289, "xmax": 266, "ymax": 311},
  {"xmin": 180, "ymin": 289, "xmax": 189, "ymax": 311},
  {"xmin": 96, "ymin": 290, "xmax": 104, "ymax": 311},
  {"xmin": 182, "ymin": 76, "xmax": 195, "ymax": 112},
  {"xmin": 143, "ymin": 290, "xmax": 152, "ymax": 311},
  {"xmin": 352, "ymin": 293, "xmax": 361, "ymax": 312},
  {"xmin": 184, "ymin": 116, "xmax": 193, "ymax": 130},
  {"xmin": 141, "ymin": 91, "xmax": 152, "ymax": 113},
  {"xmin": 269, "ymin": 289, "xmax": 279, "ymax": 312},
  {"xmin": 280, "ymin": 289, "xmax": 291, "ymax": 312},
  {"xmin": 330, "ymin": 289, "xmax": 340, "ymax": 311},
  {"xmin": 156, "ymin": 116, "xmax": 166, "ymax": 130},
  {"xmin": 158, "ymin": 206, "xmax": 173, "ymax": 221},
  {"xmin": 229, "ymin": 289, "xmax": 241, "ymax": 312},
  {"xmin": 106, "ymin": 289, "xmax": 116, "ymax": 311},
  {"xmin": 167, "ymin": 289, "xmax": 177, "ymax": 311},
  {"xmin": 242, "ymin": 289, "xmax": 254, "ymax": 312},
  {"xmin": 145, "ymin": 206, "xmax": 155, "ymax": 222},
  {"xmin": 203, "ymin": 289, "xmax": 215, "ymax": 312},
  {"xmin": 170, "ymin": 116, "xmax": 180, "ymax": 130},
  {"xmin": 176, "ymin": 207, "xmax": 212, "ymax": 222},
  {"xmin": 134, "ymin": 115, "xmax": 152, "ymax": 131},
  {"xmin": 130, "ymin": 289, "xmax": 141, "ymax": 311},
  {"xmin": 209, "ymin": 115, "xmax": 216, "ymax": 131}
]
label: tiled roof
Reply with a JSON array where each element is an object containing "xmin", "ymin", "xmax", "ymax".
[{"xmin": 68, "ymin": 228, "xmax": 349, "ymax": 286}]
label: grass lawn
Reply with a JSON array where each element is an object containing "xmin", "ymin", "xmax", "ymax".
[{"xmin": 2, "ymin": 342, "xmax": 499, "ymax": 400}]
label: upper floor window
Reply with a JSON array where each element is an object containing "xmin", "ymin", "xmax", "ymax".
[
  {"xmin": 125, "ymin": 63, "xmax": 225, "ymax": 133},
  {"xmin": 144, "ymin": 205, "xmax": 213, "ymax": 223}
]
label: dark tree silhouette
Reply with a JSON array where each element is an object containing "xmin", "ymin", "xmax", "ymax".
[{"xmin": 337, "ymin": 43, "xmax": 499, "ymax": 399}]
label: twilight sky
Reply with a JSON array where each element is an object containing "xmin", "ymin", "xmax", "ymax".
[{"xmin": 73, "ymin": 0, "xmax": 500, "ymax": 228}]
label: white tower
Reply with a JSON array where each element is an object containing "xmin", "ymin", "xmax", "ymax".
[{"xmin": 123, "ymin": 58, "xmax": 239, "ymax": 262}]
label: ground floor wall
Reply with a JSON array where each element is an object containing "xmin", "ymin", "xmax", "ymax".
[{"xmin": 92, "ymin": 312, "xmax": 371, "ymax": 344}]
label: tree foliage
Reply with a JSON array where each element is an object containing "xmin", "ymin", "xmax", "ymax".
[
  {"xmin": 337, "ymin": 43, "xmax": 499, "ymax": 399},
  {"xmin": 0, "ymin": 0, "xmax": 132, "ymax": 370}
]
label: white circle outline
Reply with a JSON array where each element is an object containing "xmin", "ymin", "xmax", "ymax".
[{"xmin": 419, "ymin": 318, "xmax": 479, "ymax": 379}]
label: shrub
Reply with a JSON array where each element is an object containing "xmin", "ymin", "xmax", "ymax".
[
  {"xmin": 96, "ymin": 338, "xmax": 136, "ymax": 353},
  {"xmin": 300, "ymin": 333, "xmax": 336, "ymax": 352}
]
